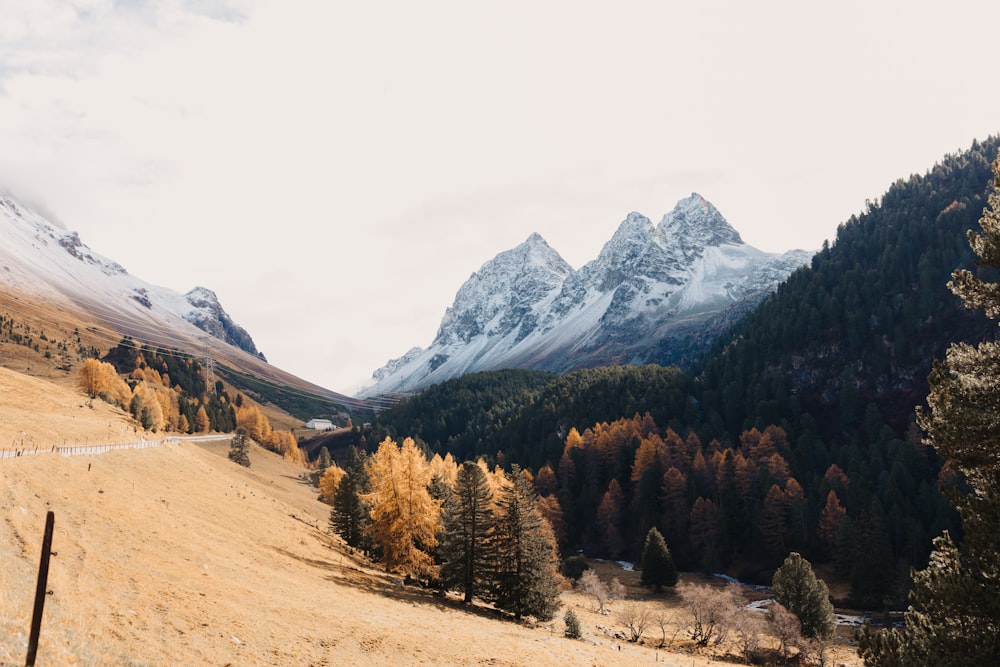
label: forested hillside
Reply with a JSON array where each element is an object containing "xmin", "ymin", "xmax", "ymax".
[
  {"xmin": 83, "ymin": 336, "xmax": 308, "ymax": 463},
  {"xmin": 698, "ymin": 135, "xmax": 1000, "ymax": 436},
  {"xmin": 365, "ymin": 137, "xmax": 1000, "ymax": 607}
]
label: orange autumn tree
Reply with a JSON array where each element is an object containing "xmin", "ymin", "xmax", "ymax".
[
  {"xmin": 363, "ymin": 437, "xmax": 442, "ymax": 579},
  {"xmin": 194, "ymin": 405, "xmax": 211, "ymax": 433},
  {"xmin": 318, "ymin": 463, "xmax": 346, "ymax": 504},
  {"xmin": 77, "ymin": 358, "xmax": 131, "ymax": 407}
]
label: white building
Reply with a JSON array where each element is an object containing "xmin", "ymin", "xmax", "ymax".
[{"xmin": 305, "ymin": 418, "xmax": 334, "ymax": 431}]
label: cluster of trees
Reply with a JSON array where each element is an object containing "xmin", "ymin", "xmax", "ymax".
[
  {"xmin": 548, "ymin": 416, "xmax": 818, "ymax": 570},
  {"xmin": 77, "ymin": 339, "xmax": 305, "ymax": 464},
  {"xmin": 327, "ymin": 437, "xmax": 562, "ymax": 620},
  {"xmin": 77, "ymin": 357, "xmax": 212, "ymax": 433},
  {"xmin": 234, "ymin": 402, "xmax": 304, "ymax": 465},
  {"xmin": 569, "ymin": 549, "xmax": 834, "ymax": 663},
  {"xmin": 368, "ymin": 366, "xmax": 950, "ymax": 604}
]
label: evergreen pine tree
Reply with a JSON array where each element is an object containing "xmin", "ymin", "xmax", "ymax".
[
  {"xmin": 639, "ymin": 527, "xmax": 678, "ymax": 591},
  {"xmin": 493, "ymin": 466, "xmax": 562, "ymax": 621},
  {"xmin": 439, "ymin": 461, "xmax": 496, "ymax": 603},
  {"xmin": 330, "ymin": 472, "xmax": 368, "ymax": 548},
  {"xmin": 227, "ymin": 427, "xmax": 250, "ymax": 467},
  {"xmin": 771, "ymin": 552, "xmax": 835, "ymax": 639},
  {"xmin": 331, "ymin": 461, "xmax": 369, "ymax": 551},
  {"xmin": 317, "ymin": 446, "xmax": 332, "ymax": 471},
  {"xmin": 859, "ymin": 153, "xmax": 1000, "ymax": 666},
  {"xmin": 564, "ymin": 608, "xmax": 582, "ymax": 639}
]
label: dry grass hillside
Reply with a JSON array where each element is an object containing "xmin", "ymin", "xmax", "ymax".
[{"xmin": 0, "ymin": 367, "xmax": 863, "ymax": 666}]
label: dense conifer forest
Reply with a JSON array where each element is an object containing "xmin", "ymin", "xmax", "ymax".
[{"xmin": 354, "ymin": 137, "xmax": 1000, "ymax": 607}]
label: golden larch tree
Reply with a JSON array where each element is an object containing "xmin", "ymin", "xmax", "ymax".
[
  {"xmin": 428, "ymin": 452, "xmax": 458, "ymax": 489},
  {"xmin": 77, "ymin": 358, "xmax": 105, "ymax": 397},
  {"xmin": 318, "ymin": 463, "xmax": 346, "ymax": 503},
  {"xmin": 194, "ymin": 405, "xmax": 210, "ymax": 433},
  {"xmin": 279, "ymin": 432, "xmax": 305, "ymax": 465},
  {"xmin": 132, "ymin": 382, "xmax": 165, "ymax": 432},
  {"xmin": 362, "ymin": 437, "xmax": 441, "ymax": 579}
]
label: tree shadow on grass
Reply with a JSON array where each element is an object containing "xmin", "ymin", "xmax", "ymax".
[
  {"xmin": 271, "ymin": 544, "xmax": 512, "ymax": 623},
  {"xmin": 281, "ymin": 473, "xmax": 314, "ymax": 487}
]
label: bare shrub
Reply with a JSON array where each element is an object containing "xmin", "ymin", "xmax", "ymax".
[
  {"xmin": 608, "ymin": 576, "xmax": 625, "ymax": 601},
  {"xmin": 767, "ymin": 601, "xmax": 804, "ymax": 661},
  {"xmin": 678, "ymin": 581, "xmax": 744, "ymax": 646},
  {"xmin": 577, "ymin": 570, "xmax": 625, "ymax": 614},
  {"xmin": 731, "ymin": 609, "xmax": 764, "ymax": 664},
  {"xmin": 617, "ymin": 602, "xmax": 652, "ymax": 642},
  {"xmin": 652, "ymin": 608, "xmax": 680, "ymax": 648}
]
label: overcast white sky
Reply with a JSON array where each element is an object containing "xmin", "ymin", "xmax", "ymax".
[{"xmin": 1, "ymin": 0, "xmax": 998, "ymax": 395}]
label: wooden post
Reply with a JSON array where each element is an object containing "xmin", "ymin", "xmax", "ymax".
[{"xmin": 26, "ymin": 511, "xmax": 54, "ymax": 667}]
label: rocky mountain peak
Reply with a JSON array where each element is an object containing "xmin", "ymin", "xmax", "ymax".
[
  {"xmin": 432, "ymin": 233, "xmax": 572, "ymax": 347},
  {"xmin": 657, "ymin": 192, "xmax": 743, "ymax": 250},
  {"xmin": 184, "ymin": 287, "xmax": 264, "ymax": 360}
]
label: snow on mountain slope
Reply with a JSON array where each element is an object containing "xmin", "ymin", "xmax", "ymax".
[
  {"xmin": 361, "ymin": 194, "xmax": 813, "ymax": 397},
  {"xmin": 0, "ymin": 192, "xmax": 263, "ymax": 358}
]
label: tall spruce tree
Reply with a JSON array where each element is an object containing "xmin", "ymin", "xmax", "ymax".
[
  {"xmin": 317, "ymin": 446, "xmax": 332, "ymax": 471},
  {"xmin": 330, "ymin": 471, "xmax": 367, "ymax": 550},
  {"xmin": 439, "ymin": 461, "xmax": 496, "ymax": 603},
  {"xmin": 330, "ymin": 446, "xmax": 370, "ymax": 551},
  {"xmin": 859, "ymin": 154, "xmax": 1000, "ymax": 665},
  {"xmin": 493, "ymin": 466, "xmax": 562, "ymax": 621},
  {"xmin": 772, "ymin": 552, "xmax": 835, "ymax": 639},
  {"xmin": 639, "ymin": 527, "xmax": 678, "ymax": 591}
]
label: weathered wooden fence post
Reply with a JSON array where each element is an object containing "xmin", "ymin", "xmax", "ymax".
[{"xmin": 25, "ymin": 511, "xmax": 54, "ymax": 667}]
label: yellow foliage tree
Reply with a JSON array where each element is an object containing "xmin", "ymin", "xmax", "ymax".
[
  {"xmin": 428, "ymin": 452, "xmax": 458, "ymax": 489},
  {"xmin": 194, "ymin": 405, "xmax": 210, "ymax": 433},
  {"xmin": 477, "ymin": 458, "xmax": 511, "ymax": 514},
  {"xmin": 363, "ymin": 437, "xmax": 441, "ymax": 579},
  {"xmin": 156, "ymin": 388, "xmax": 179, "ymax": 432},
  {"xmin": 132, "ymin": 382, "xmax": 165, "ymax": 432},
  {"xmin": 77, "ymin": 359, "xmax": 103, "ymax": 397},
  {"xmin": 77, "ymin": 358, "xmax": 130, "ymax": 408},
  {"xmin": 318, "ymin": 464, "xmax": 346, "ymax": 504},
  {"xmin": 236, "ymin": 404, "xmax": 271, "ymax": 443},
  {"xmin": 279, "ymin": 432, "xmax": 305, "ymax": 465}
]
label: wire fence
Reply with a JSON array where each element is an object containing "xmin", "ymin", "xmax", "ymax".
[{"xmin": 0, "ymin": 437, "xmax": 179, "ymax": 461}]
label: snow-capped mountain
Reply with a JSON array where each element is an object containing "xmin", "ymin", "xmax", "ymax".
[
  {"xmin": 362, "ymin": 194, "xmax": 813, "ymax": 397},
  {"xmin": 0, "ymin": 192, "xmax": 264, "ymax": 358},
  {"xmin": 0, "ymin": 190, "xmax": 373, "ymax": 411}
]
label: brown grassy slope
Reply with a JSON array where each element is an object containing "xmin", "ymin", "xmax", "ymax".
[
  {"xmin": 0, "ymin": 441, "xmax": 738, "ymax": 665},
  {"xmin": 0, "ymin": 366, "xmax": 138, "ymax": 452}
]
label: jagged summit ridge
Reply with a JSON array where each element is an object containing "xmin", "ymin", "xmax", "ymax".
[
  {"xmin": 361, "ymin": 194, "xmax": 813, "ymax": 397},
  {"xmin": 434, "ymin": 233, "xmax": 572, "ymax": 346}
]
